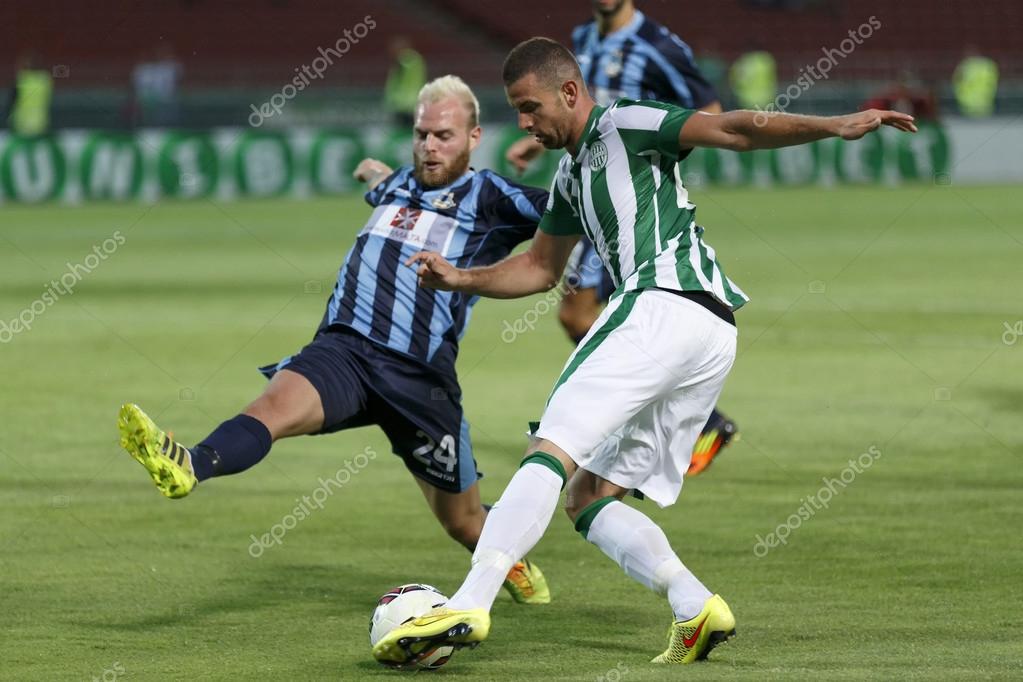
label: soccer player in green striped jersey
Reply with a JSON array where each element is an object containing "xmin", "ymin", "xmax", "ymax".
[
  {"xmin": 509, "ymin": 0, "xmax": 739, "ymax": 478},
  {"xmin": 373, "ymin": 37, "xmax": 916, "ymax": 668}
]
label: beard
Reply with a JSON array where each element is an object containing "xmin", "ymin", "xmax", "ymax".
[
  {"xmin": 594, "ymin": 0, "xmax": 626, "ymax": 17},
  {"xmin": 533, "ymin": 114, "xmax": 570, "ymax": 150},
  {"xmin": 414, "ymin": 147, "xmax": 471, "ymax": 188},
  {"xmin": 535, "ymin": 131, "xmax": 560, "ymax": 149}
]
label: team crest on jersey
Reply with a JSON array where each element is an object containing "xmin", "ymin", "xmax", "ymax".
[
  {"xmin": 588, "ymin": 140, "xmax": 608, "ymax": 171},
  {"xmin": 390, "ymin": 206, "xmax": 422, "ymax": 230},
  {"xmin": 431, "ymin": 191, "xmax": 456, "ymax": 210}
]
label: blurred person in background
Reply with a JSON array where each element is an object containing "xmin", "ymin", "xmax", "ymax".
[
  {"xmin": 953, "ymin": 48, "xmax": 998, "ymax": 118},
  {"xmin": 4, "ymin": 52, "xmax": 53, "ymax": 136},
  {"xmin": 729, "ymin": 44, "xmax": 777, "ymax": 110},
  {"xmin": 506, "ymin": 0, "xmax": 736, "ymax": 476},
  {"xmin": 507, "ymin": 0, "xmax": 722, "ymax": 174},
  {"xmin": 130, "ymin": 44, "xmax": 183, "ymax": 128},
  {"xmin": 385, "ymin": 37, "xmax": 427, "ymax": 127},
  {"xmin": 694, "ymin": 40, "xmax": 728, "ymax": 105},
  {"xmin": 863, "ymin": 70, "xmax": 938, "ymax": 122}
]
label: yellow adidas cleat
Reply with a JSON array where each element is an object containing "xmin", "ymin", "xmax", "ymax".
[
  {"xmin": 372, "ymin": 607, "xmax": 490, "ymax": 668},
  {"xmin": 502, "ymin": 558, "xmax": 551, "ymax": 605},
  {"xmin": 651, "ymin": 594, "xmax": 736, "ymax": 664},
  {"xmin": 117, "ymin": 403, "xmax": 196, "ymax": 499}
]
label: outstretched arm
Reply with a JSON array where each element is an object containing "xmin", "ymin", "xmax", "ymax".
[
  {"xmin": 406, "ymin": 231, "xmax": 580, "ymax": 299},
  {"xmin": 678, "ymin": 108, "xmax": 917, "ymax": 152}
]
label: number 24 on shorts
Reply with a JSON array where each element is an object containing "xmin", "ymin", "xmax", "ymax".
[{"xmin": 412, "ymin": 430, "xmax": 457, "ymax": 473}]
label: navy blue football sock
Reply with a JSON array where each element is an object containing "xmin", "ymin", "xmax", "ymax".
[
  {"xmin": 701, "ymin": 408, "xmax": 723, "ymax": 433},
  {"xmin": 191, "ymin": 414, "xmax": 273, "ymax": 482}
]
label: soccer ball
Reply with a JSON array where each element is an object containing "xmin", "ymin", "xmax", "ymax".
[{"xmin": 370, "ymin": 583, "xmax": 453, "ymax": 669}]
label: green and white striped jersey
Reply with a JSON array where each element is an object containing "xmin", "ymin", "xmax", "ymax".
[{"xmin": 539, "ymin": 99, "xmax": 749, "ymax": 310}]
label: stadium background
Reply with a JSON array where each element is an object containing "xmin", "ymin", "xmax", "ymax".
[
  {"xmin": 1, "ymin": 0, "xmax": 1022, "ymax": 201},
  {"xmin": 2, "ymin": 1, "xmax": 1021, "ymax": 680}
]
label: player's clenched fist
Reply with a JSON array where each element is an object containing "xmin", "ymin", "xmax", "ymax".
[
  {"xmin": 406, "ymin": 252, "xmax": 466, "ymax": 291},
  {"xmin": 505, "ymin": 136, "xmax": 545, "ymax": 174},
  {"xmin": 353, "ymin": 158, "xmax": 394, "ymax": 188}
]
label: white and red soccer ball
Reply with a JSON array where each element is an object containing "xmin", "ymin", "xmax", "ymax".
[{"xmin": 370, "ymin": 583, "xmax": 453, "ymax": 670}]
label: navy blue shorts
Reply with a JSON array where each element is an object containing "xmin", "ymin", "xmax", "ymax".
[{"xmin": 259, "ymin": 327, "xmax": 479, "ymax": 493}]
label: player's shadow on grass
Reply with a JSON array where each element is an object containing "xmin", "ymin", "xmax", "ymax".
[
  {"xmin": 75, "ymin": 562, "xmax": 404, "ymax": 631},
  {"xmin": 978, "ymin": 386, "xmax": 1023, "ymax": 417},
  {"xmin": 503, "ymin": 601, "xmax": 658, "ymax": 657},
  {"xmin": 351, "ymin": 659, "xmax": 482, "ymax": 677}
]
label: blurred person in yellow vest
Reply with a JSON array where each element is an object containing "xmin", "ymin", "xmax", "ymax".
[
  {"xmin": 953, "ymin": 49, "xmax": 998, "ymax": 118},
  {"xmin": 5, "ymin": 53, "xmax": 53, "ymax": 136},
  {"xmin": 729, "ymin": 48, "xmax": 776, "ymax": 109},
  {"xmin": 384, "ymin": 37, "xmax": 427, "ymax": 127}
]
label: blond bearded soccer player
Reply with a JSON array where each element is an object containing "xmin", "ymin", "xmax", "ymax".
[
  {"xmin": 116, "ymin": 76, "xmax": 552, "ymax": 605},
  {"xmin": 373, "ymin": 38, "xmax": 915, "ymax": 666}
]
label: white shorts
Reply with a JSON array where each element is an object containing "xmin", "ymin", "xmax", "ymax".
[{"xmin": 534, "ymin": 289, "xmax": 737, "ymax": 507}]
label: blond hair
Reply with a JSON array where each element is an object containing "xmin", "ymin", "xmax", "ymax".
[{"xmin": 417, "ymin": 75, "xmax": 480, "ymax": 128}]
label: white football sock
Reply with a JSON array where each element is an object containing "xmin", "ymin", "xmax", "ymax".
[
  {"xmin": 585, "ymin": 500, "xmax": 712, "ymax": 621},
  {"xmin": 446, "ymin": 462, "xmax": 563, "ymax": 611}
]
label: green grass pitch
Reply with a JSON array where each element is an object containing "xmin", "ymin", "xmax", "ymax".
[{"xmin": 2, "ymin": 185, "xmax": 1022, "ymax": 680}]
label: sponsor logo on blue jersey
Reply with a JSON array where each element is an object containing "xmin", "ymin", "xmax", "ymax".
[{"xmin": 320, "ymin": 167, "xmax": 547, "ymax": 373}]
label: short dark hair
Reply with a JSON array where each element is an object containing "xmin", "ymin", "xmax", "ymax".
[{"xmin": 502, "ymin": 37, "xmax": 583, "ymax": 89}]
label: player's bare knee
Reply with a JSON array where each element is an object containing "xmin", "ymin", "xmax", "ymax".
[
  {"xmin": 245, "ymin": 374, "xmax": 322, "ymax": 438},
  {"xmin": 563, "ymin": 486, "xmax": 595, "ymax": 522},
  {"xmin": 439, "ymin": 513, "xmax": 483, "ymax": 548},
  {"xmin": 563, "ymin": 469, "xmax": 628, "ymax": 522},
  {"xmin": 563, "ymin": 497, "xmax": 584, "ymax": 523},
  {"xmin": 242, "ymin": 393, "xmax": 277, "ymax": 426}
]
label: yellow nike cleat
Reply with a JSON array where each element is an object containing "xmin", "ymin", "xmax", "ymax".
[
  {"xmin": 372, "ymin": 607, "xmax": 490, "ymax": 668},
  {"xmin": 502, "ymin": 558, "xmax": 551, "ymax": 605},
  {"xmin": 651, "ymin": 594, "xmax": 736, "ymax": 664},
  {"xmin": 117, "ymin": 403, "xmax": 196, "ymax": 499}
]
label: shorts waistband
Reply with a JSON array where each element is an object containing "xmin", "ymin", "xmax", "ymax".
[{"xmin": 653, "ymin": 288, "xmax": 736, "ymax": 326}]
